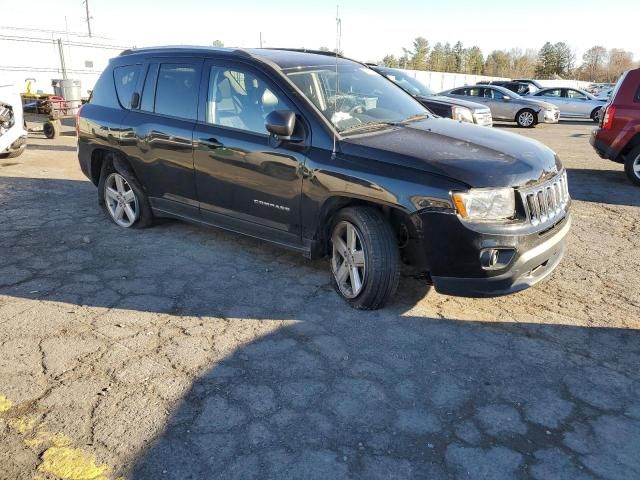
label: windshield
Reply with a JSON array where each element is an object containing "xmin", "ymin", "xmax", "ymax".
[
  {"xmin": 494, "ymin": 87, "xmax": 523, "ymax": 100},
  {"xmin": 376, "ymin": 68, "xmax": 435, "ymax": 97},
  {"xmin": 285, "ymin": 64, "xmax": 428, "ymax": 133}
]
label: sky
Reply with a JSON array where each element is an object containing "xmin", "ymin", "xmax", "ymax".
[{"xmin": 1, "ymin": 0, "xmax": 638, "ymax": 63}]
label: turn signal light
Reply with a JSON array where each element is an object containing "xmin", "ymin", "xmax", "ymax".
[{"xmin": 75, "ymin": 104, "xmax": 84, "ymax": 137}]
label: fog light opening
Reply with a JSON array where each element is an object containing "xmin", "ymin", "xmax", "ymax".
[{"xmin": 480, "ymin": 248, "xmax": 515, "ymax": 270}]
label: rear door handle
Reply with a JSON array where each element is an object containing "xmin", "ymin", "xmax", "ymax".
[{"xmin": 198, "ymin": 137, "xmax": 224, "ymax": 149}]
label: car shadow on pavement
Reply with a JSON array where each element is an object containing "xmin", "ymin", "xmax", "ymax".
[
  {"xmin": 566, "ymin": 167, "xmax": 640, "ymax": 207},
  {"xmin": 128, "ymin": 314, "xmax": 640, "ymax": 480},
  {"xmin": 1, "ymin": 176, "xmax": 639, "ymax": 479}
]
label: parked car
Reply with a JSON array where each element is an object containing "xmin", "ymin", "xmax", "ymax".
[
  {"xmin": 78, "ymin": 47, "xmax": 571, "ymax": 309},
  {"xmin": 512, "ymin": 79, "xmax": 545, "ymax": 93},
  {"xmin": 440, "ymin": 85, "xmax": 559, "ymax": 127},
  {"xmin": 531, "ymin": 87, "xmax": 606, "ymax": 122},
  {"xmin": 596, "ymin": 86, "xmax": 615, "ymax": 100},
  {"xmin": 477, "ymin": 80, "xmax": 533, "ymax": 96},
  {"xmin": 590, "ymin": 68, "xmax": 640, "ymax": 186},
  {"xmin": 371, "ymin": 66, "xmax": 492, "ymax": 126},
  {"xmin": 0, "ymin": 84, "xmax": 28, "ymax": 158}
]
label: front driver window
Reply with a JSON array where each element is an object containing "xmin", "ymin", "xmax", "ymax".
[
  {"xmin": 488, "ymin": 89, "xmax": 505, "ymax": 100},
  {"xmin": 541, "ymin": 89, "xmax": 561, "ymax": 97},
  {"xmin": 566, "ymin": 89, "xmax": 586, "ymax": 99},
  {"xmin": 206, "ymin": 66, "xmax": 291, "ymax": 134}
]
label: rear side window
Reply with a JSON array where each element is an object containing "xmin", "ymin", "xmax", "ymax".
[
  {"xmin": 154, "ymin": 64, "xmax": 198, "ymax": 120},
  {"xmin": 113, "ymin": 65, "xmax": 140, "ymax": 109}
]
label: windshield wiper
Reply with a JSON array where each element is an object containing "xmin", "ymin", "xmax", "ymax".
[
  {"xmin": 400, "ymin": 113, "xmax": 430, "ymax": 123},
  {"xmin": 339, "ymin": 120, "xmax": 401, "ymax": 135}
]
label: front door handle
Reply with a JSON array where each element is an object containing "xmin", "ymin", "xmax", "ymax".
[{"xmin": 198, "ymin": 137, "xmax": 224, "ymax": 149}]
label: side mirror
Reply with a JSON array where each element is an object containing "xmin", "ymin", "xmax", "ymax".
[
  {"xmin": 265, "ymin": 110, "xmax": 296, "ymax": 139},
  {"xmin": 130, "ymin": 92, "xmax": 140, "ymax": 109},
  {"xmin": 503, "ymin": 95, "xmax": 511, "ymax": 101}
]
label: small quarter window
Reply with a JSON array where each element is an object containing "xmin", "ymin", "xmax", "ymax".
[
  {"xmin": 113, "ymin": 65, "xmax": 140, "ymax": 109},
  {"xmin": 140, "ymin": 64, "xmax": 159, "ymax": 112}
]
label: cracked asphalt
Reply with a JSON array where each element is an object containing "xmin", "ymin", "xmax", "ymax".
[{"xmin": 0, "ymin": 117, "xmax": 639, "ymax": 479}]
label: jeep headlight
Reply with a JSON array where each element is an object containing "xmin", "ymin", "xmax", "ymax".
[
  {"xmin": 451, "ymin": 106, "xmax": 474, "ymax": 123},
  {"xmin": 452, "ymin": 188, "xmax": 515, "ymax": 221}
]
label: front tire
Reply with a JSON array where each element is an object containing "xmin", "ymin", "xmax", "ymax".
[
  {"xmin": 624, "ymin": 146, "xmax": 640, "ymax": 186},
  {"xmin": 516, "ymin": 109, "xmax": 536, "ymax": 128},
  {"xmin": 591, "ymin": 108, "xmax": 602, "ymax": 123},
  {"xmin": 0, "ymin": 146, "xmax": 25, "ymax": 159},
  {"xmin": 330, "ymin": 207, "xmax": 400, "ymax": 310},
  {"xmin": 98, "ymin": 156, "xmax": 153, "ymax": 228}
]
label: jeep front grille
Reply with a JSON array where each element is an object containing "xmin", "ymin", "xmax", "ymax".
[{"xmin": 519, "ymin": 171, "xmax": 569, "ymax": 226}]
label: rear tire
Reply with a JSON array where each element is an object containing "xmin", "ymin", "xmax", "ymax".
[
  {"xmin": 591, "ymin": 107, "xmax": 602, "ymax": 123},
  {"xmin": 516, "ymin": 109, "xmax": 536, "ymax": 128},
  {"xmin": 329, "ymin": 207, "xmax": 400, "ymax": 310},
  {"xmin": 97, "ymin": 154, "xmax": 153, "ymax": 228},
  {"xmin": 624, "ymin": 146, "xmax": 640, "ymax": 186}
]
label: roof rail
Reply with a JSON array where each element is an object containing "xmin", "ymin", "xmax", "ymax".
[
  {"xmin": 119, "ymin": 45, "xmax": 242, "ymax": 57},
  {"xmin": 268, "ymin": 48, "xmax": 344, "ymax": 58}
]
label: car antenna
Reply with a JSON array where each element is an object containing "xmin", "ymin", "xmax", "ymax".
[{"xmin": 332, "ymin": 5, "xmax": 341, "ymax": 158}]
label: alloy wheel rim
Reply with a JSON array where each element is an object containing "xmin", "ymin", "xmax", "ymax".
[
  {"xmin": 634, "ymin": 154, "xmax": 640, "ymax": 178},
  {"xmin": 331, "ymin": 221, "xmax": 366, "ymax": 299},
  {"xmin": 105, "ymin": 172, "xmax": 139, "ymax": 227},
  {"xmin": 519, "ymin": 112, "xmax": 534, "ymax": 126}
]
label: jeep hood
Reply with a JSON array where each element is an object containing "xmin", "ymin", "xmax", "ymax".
[{"xmin": 339, "ymin": 117, "xmax": 562, "ymax": 188}]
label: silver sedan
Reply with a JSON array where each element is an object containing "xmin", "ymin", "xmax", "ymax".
[
  {"xmin": 439, "ymin": 85, "xmax": 559, "ymax": 128},
  {"xmin": 531, "ymin": 87, "xmax": 607, "ymax": 122}
]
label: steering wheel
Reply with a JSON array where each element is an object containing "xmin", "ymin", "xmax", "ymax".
[{"xmin": 349, "ymin": 104, "xmax": 365, "ymax": 115}]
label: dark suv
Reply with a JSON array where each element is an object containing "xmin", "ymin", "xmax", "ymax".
[
  {"xmin": 590, "ymin": 68, "xmax": 640, "ymax": 185},
  {"xmin": 78, "ymin": 47, "xmax": 571, "ymax": 309}
]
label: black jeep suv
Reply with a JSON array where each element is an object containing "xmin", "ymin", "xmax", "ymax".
[{"xmin": 78, "ymin": 47, "xmax": 571, "ymax": 309}]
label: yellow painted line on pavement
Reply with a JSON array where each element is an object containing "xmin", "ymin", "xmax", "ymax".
[
  {"xmin": 0, "ymin": 394, "xmax": 14, "ymax": 412},
  {"xmin": 38, "ymin": 446, "xmax": 110, "ymax": 480},
  {"xmin": 1, "ymin": 393, "xmax": 120, "ymax": 480},
  {"xmin": 9, "ymin": 415, "xmax": 38, "ymax": 434}
]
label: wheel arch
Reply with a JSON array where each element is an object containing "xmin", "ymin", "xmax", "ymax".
[
  {"xmin": 89, "ymin": 147, "xmax": 138, "ymax": 186},
  {"xmin": 621, "ymin": 133, "xmax": 640, "ymax": 160},
  {"xmin": 314, "ymin": 195, "xmax": 419, "ymax": 259}
]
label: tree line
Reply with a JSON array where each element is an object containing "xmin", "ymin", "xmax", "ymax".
[{"xmin": 380, "ymin": 37, "xmax": 637, "ymax": 82}]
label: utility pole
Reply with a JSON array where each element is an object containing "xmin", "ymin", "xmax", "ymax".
[
  {"xmin": 84, "ymin": 0, "xmax": 92, "ymax": 37},
  {"xmin": 57, "ymin": 38, "xmax": 68, "ymax": 79},
  {"xmin": 259, "ymin": 32, "xmax": 263, "ymax": 48}
]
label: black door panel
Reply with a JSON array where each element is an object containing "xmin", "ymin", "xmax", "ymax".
[
  {"xmin": 193, "ymin": 60, "xmax": 309, "ymax": 235},
  {"xmin": 119, "ymin": 58, "xmax": 203, "ymax": 209}
]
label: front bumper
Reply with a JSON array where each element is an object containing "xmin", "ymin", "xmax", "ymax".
[
  {"xmin": 431, "ymin": 215, "xmax": 570, "ymax": 297},
  {"xmin": 540, "ymin": 109, "xmax": 560, "ymax": 124},
  {"xmin": 473, "ymin": 110, "xmax": 493, "ymax": 127},
  {"xmin": 407, "ymin": 209, "xmax": 571, "ymax": 298}
]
